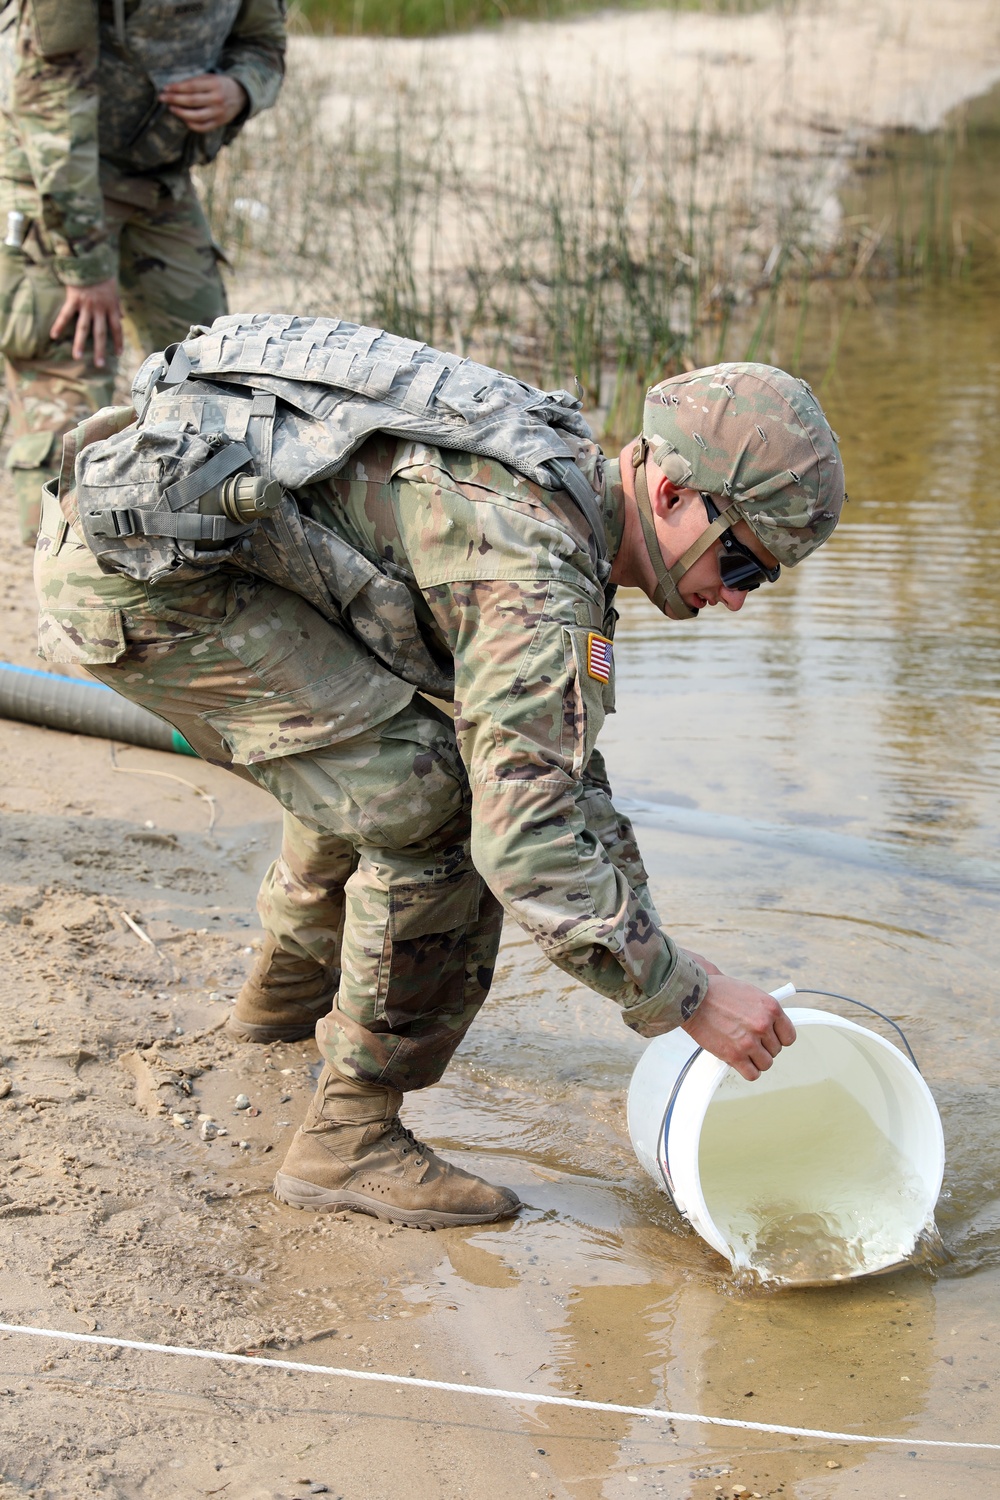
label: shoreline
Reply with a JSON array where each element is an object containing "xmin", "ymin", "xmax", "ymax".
[{"xmin": 201, "ymin": 0, "xmax": 1000, "ymax": 414}]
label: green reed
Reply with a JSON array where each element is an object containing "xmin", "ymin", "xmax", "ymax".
[
  {"xmin": 840, "ymin": 87, "xmax": 1000, "ymax": 286},
  {"xmin": 196, "ymin": 49, "xmax": 1000, "ymax": 443},
  {"xmin": 291, "ymin": 0, "xmax": 771, "ymax": 38}
]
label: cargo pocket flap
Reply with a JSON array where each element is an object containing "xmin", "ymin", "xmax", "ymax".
[
  {"xmin": 37, "ymin": 606, "xmax": 126, "ymax": 665},
  {"xmin": 389, "ymin": 872, "xmax": 481, "ymax": 939},
  {"xmin": 7, "ymin": 430, "xmax": 57, "ymax": 470}
]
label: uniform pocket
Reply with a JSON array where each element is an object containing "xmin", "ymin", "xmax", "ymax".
[
  {"xmin": 204, "ymin": 655, "xmax": 413, "ymax": 765},
  {"xmin": 6, "ymin": 431, "xmax": 57, "ymax": 470},
  {"xmin": 375, "ymin": 869, "xmax": 483, "ymax": 1026},
  {"xmin": 389, "ymin": 870, "xmax": 482, "ymax": 939},
  {"xmin": 560, "ymin": 626, "xmax": 611, "ymax": 776},
  {"xmin": 0, "ymin": 247, "xmax": 65, "ymax": 362},
  {"xmin": 36, "ymin": 606, "xmax": 127, "ymax": 665},
  {"xmin": 195, "ymin": 585, "xmax": 415, "ymax": 766}
]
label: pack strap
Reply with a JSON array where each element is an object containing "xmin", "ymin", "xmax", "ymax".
[
  {"xmin": 544, "ymin": 458, "xmax": 610, "ymax": 583},
  {"xmin": 89, "ymin": 441, "xmax": 257, "ymax": 540},
  {"xmin": 161, "ymin": 441, "xmax": 252, "ymax": 511},
  {"xmin": 86, "ymin": 508, "xmax": 247, "ymax": 542}
]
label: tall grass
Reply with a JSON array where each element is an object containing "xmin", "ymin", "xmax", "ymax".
[
  {"xmin": 196, "ymin": 50, "xmax": 1000, "ymax": 443},
  {"xmin": 291, "ymin": 0, "xmax": 772, "ymax": 38}
]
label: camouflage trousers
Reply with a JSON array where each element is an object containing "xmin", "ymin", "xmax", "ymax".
[
  {"xmin": 1, "ymin": 172, "xmax": 227, "ymax": 545},
  {"xmin": 52, "ymin": 556, "xmax": 505, "ymax": 1093}
]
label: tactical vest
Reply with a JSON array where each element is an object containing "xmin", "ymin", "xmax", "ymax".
[
  {"xmin": 74, "ymin": 315, "xmax": 612, "ymax": 700},
  {"xmin": 97, "ymin": 0, "xmax": 243, "ymax": 172}
]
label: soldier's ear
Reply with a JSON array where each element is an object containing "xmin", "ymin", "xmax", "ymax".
[{"xmin": 652, "ymin": 478, "xmax": 683, "ymax": 517}]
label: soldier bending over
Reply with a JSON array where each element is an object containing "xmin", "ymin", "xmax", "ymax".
[{"xmin": 34, "ymin": 317, "xmax": 846, "ymax": 1228}]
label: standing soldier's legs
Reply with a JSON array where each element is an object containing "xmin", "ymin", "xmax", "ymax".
[
  {"xmin": 0, "ymin": 242, "xmax": 115, "ymax": 545},
  {"xmin": 0, "ymin": 176, "xmax": 226, "ymax": 548},
  {"xmin": 115, "ymin": 175, "xmax": 228, "ymax": 352}
]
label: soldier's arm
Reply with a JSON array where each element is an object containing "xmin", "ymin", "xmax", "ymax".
[
  {"xmin": 10, "ymin": 0, "xmax": 114, "ymax": 287},
  {"xmin": 217, "ymin": 0, "xmax": 287, "ymax": 121},
  {"xmin": 431, "ymin": 574, "xmax": 710, "ymax": 1037},
  {"xmin": 572, "ymin": 743, "xmax": 793, "ymax": 1076},
  {"xmin": 578, "ymin": 746, "xmax": 662, "ymax": 916}
]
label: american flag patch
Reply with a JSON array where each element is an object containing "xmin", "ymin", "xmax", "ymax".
[{"xmin": 586, "ymin": 632, "xmax": 613, "ymax": 683}]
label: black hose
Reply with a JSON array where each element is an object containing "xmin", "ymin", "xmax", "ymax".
[{"xmin": 0, "ymin": 661, "xmax": 197, "ymax": 756}]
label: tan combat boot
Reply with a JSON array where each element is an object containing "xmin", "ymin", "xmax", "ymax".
[
  {"xmin": 273, "ymin": 1066, "xmax": 521, "ymax": 1229},
  {"xmin": 226, "ymin": 936, "xmax": 337, "ymax": 1043}
]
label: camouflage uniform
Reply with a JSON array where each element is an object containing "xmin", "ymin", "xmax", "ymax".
[
  {"xmin": 35, "ymin": 344, "xmax": 844, "ymax": 1097},
  {"xmin": 0, "ymin": 0, "xmax": 285, "ymax": 541},
  {"xmin": 35, "ymin": 421, "xmax": 710, "ymax": 1093}
]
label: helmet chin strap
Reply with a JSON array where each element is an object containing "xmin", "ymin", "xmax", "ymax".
[{"xmin": 631, "ymin": 437, "xmax": 741, "ymax": 620}]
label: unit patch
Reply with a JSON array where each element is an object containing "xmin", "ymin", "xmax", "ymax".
[{"xmin": 586, "ymin": 632, "xmax": 613, "ymax": 683}]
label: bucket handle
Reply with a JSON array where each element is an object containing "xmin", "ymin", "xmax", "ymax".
[
  {"xmin": 654, "ymin": 1048, "xmax": 702, "ymax": 1211},
  {"xmin": 792, "ymin": 988, "xmax": 922, "ymax": 1073}
]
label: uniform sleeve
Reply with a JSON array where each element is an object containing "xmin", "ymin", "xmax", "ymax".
[
  {"xmin": 219, "ymin": 0, "xmax": 286, "ymax": 121},
  {"xmin": 431, "ymin": 573, "xmax": 709, "ymax": 1035},
  {"xmin": 579, "ymin": 746, "xmax": 663, "ymax": 921},
  {"xmin": 9, "ymin": 0, "xmax": 114, "ymax": 286}
]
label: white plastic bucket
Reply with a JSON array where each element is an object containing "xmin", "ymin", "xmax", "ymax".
[{"xmin": 627, "ymin": 989, "xmax": 945, "ymax": 1283}]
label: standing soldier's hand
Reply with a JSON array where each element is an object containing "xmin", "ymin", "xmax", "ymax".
[
  {"xmin": 159, "ymin": 74, "xmax": 248, "ymax": 132},
  {"xmin": 679, "ymin": 960, "xmax": 796, "ymax": 1081},
  {"xmin": 49, "ymin": 278, "xmax": 124, "ymax": 369}
]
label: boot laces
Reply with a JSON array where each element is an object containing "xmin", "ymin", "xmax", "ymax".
[{"xmin": 387, "ymin": 1118, "xmax": 427, "ymax": 1166}]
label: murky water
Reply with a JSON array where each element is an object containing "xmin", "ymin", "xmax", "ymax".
[
  {"xmin": 698, "ymin": 1080, "xmax": 926, "ymax": 1285},
  {"xmin": 389, "ymin": 89, "xmax": 1000, "ymax": 1499}
]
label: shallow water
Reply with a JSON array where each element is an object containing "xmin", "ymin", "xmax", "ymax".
[{"xmin": 389, "ymin": 100, "xmax": 1000, "ymax": 1498}]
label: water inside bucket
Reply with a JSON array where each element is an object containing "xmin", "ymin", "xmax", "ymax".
[{"xmin": 697, "ymin": 1077, "xmax": 926, "ymax": 1285}]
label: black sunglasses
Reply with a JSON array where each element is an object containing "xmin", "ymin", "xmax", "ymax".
[{"xmin": 700, "ymin": 493, "xmax": 781, "ymax": 592}]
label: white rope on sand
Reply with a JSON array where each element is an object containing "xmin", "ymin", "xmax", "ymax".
[{"xmin": 1, "ymin": 1321, "xmax": 997, "ymax": 1452}]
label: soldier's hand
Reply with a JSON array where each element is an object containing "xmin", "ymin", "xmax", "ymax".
[
  {"xmin": 50, "ymin": 279, "xmax": 124, "ymax": 369},
  {"xmin": 160, "ymin": 74, "xmax": 248, "ymax": 132},
  {"xmin": 681, "ymin": 974, "xmax": 796, "ymax": 1082}
]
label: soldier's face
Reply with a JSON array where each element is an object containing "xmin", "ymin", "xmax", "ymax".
[
  {"xmin": 657, "ymin": 488, "xmax": 779, "ymax": 616},
  {"xmin": 616, "ymin": 442, "xmax": 781, "ymax": 615}
]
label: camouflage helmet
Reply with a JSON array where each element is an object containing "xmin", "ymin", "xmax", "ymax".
[{"xmin": 642, "ymin": 362, "xmax": 845, "ymax": 567}]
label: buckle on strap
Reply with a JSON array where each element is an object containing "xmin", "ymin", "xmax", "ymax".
[{"xmin": 87, "ymin": 507, "xmax": 137, "ymax": 539}]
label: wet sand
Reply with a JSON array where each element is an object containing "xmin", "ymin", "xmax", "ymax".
[
  {"xmin": 3, "ymin": 20, "xmax": 1000, "ymax": 1500},
  {"xmin": 2, "ymin": 517, "xmax": 998, "ymax": 1491}
]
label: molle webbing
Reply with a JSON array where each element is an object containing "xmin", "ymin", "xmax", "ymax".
[
  {"xmin": 84, "ymin": 440, "xmax": 254, "ymax": 545},
  {"xmin": 136, "ymin": 316, "xmax": 610, "ymax": 573}
]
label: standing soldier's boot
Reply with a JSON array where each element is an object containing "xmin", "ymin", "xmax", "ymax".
[
  {"xmin": 274, "ymin": 1066, "xmax": 521, "ymax": 1228},
  {"xmin": 226, "ymin": 936, "xmax": 337, "ymax": 1043}
]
